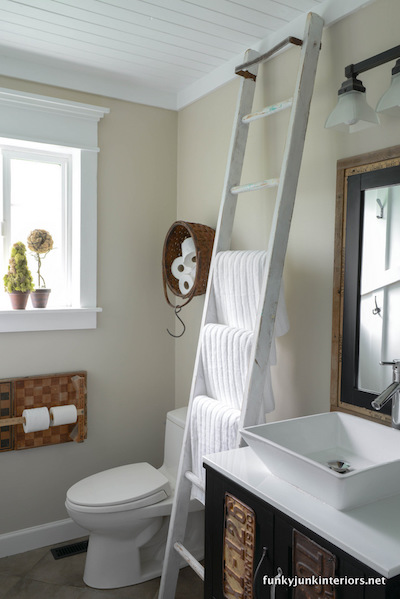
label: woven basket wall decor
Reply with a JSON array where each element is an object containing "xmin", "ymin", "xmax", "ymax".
[{"xmin": 162, "ymin": 221, "xmax": 215, "ymax": 309}]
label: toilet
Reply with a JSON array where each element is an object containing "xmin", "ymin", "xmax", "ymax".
[{"xmin": 65, "ymin": 407, "xmax": 204, "ymax": 589}]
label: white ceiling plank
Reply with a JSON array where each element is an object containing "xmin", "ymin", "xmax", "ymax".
[
  {"xmin": 10, "ymin": 0, "xmax": 247, "ymax": 53},
  {"xmin": 177, "ymin": 0, "xmax": 292, "ymax": 25},
  {"xmin": 0, "ymin": 29, "xmax": 200, "ymax": 82},
  {"xmin": 0, "ymin": 10, "xmax": 219, "ymax": 73},
  {"xmin": 67, "ymin": 0, "xmax": 268, "ymax": 42},
  {"xmin": 0, "ymin": 38, "xmax": 196, "ymax": 95},
  {"xmin": 110, "ymin": 0, "xmax": 285, "ymax": 31},
  {"xmin": 30, "ymin": 0, "xmax": 262, "ymax": 45},
  {"xmin": 276, "ymin": 0, "xmax": 323, "ymax": 10},
  {"xmin": 183, "ymin": 0, "xmax": 302, "ymax": 22},
  {"xmin": 0, "ymin": 47, "xmax": 179, "ymax": 108},
  {"xmin": 205, "ymin": 0, "xmax": 304, "ymax": 21},
  {"xmin": 1, "ymin": 3, "xmax": 229, "ymax": 65}
]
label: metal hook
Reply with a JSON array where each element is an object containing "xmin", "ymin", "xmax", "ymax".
[
  {"xmin": 372, "ymin": 295, "xmax": 382, "ymax": 316},
  {"xmin": 376, "ymin": 198, "xmax": 384, "ymax": 219},
  {"xmin": 167, "ymin": 306, "xmax": 186, "ymax": 338}
]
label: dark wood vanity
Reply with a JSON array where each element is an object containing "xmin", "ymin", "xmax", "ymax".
[{"xmin": 204, "ymin": 453, "xmax": 400, "ymax": 599}]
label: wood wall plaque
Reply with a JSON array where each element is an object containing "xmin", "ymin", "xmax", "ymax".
[
  {"xmin": 0, "ymin": 382, "xmax": 13, "ymax": 451},
  {"xmin": 223, "ymin": 492, "xmax": 256, "ymax": 599},
  {"xmin": 293, "ymin": 529, "xmax": 336, "ymax": 598},
  {"xmin": 0, "ymin": 371, "xmax": 86, "ymax": 451}
]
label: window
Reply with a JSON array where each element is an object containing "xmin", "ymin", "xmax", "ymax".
[{"xmin": 0, "ymin": 88, "xmax": 109, "ymax": 332}]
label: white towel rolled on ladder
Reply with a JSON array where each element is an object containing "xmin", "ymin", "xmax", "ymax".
[
  {"xmin": 190, "ymin": 250, "xmax": 290, "ymax": 503},
  {"xmin": 190, "ymin": 395, "xmax": 240, "ymax": 503}
]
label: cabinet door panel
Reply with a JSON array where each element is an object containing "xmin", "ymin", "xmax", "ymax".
[{"xmin": 205, "ymin": 467, "xmax": 274, "ymax": 599}]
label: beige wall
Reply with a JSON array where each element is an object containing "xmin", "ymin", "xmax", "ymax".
[
  {"xmin": 175, "ymin": 0, "xmax": 400, "ymax": 422},
  {"xmin": 0, "ymin": 77, "xmax": 177, "ymax": 534}
]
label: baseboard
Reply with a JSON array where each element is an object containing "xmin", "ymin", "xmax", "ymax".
[{"xmin": 0, "ymin": 518, "xmax": 87, "ymax": 558}]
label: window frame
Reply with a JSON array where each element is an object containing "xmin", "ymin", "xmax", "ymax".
[{"xmin": 0, "ymin": 87, "xmax": 109, "ymax": 332}]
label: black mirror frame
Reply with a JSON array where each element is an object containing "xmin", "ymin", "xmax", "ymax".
[{"xmin": 331, "ymin": 146, "xmax": 400, "ymax": 425}]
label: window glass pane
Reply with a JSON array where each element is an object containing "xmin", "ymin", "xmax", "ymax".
[{"xmin": 9, "ymin": 158, "xmax": 66, "ymax": 306}]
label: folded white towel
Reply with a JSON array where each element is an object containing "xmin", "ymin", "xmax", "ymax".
[
  {"xmin": 190, "ymin": 395, "xmax": 240, "ymax": 503},
  {"xmin": 211, "ymin": 250, "xmax": 289, "ymax": 337},
  {"xmin": 201, "ymin": 324, "xmax": 252, "ymax": 410},
  {"xmin": 201, "ymin": 323, "xmax": 276, "ymax": 414}
]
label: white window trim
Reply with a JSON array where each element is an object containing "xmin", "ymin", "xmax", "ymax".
[{"xmin": 0, "ymin": 88, "xmax": 109, "ymax": 333}]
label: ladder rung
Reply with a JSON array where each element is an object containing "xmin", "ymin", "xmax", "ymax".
[
  {"xmin": 185, "ymin": 470, "xmax": 205, "ymax": 492},
  {"xmin": 174, "ymin": 542, "xmax": 205, "ymax": 580},
  {"xmin": 235, "ymin": 36, "xmax": 302, "ymax": 76},
  {"xmin": 231, "ymin": 178, "xmax": 279, "ymax": 195},
  {"xmin": 242, "ymin": 98, "xmax": 293, "ymax": 123}
]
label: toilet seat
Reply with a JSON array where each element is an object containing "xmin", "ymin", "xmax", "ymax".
[{"xmin": 66, "ymin": 463, "xmax": 171, "ymax": 513}]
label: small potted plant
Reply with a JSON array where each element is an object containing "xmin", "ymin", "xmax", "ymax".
[
  {"xmin": 3, "ymin": 242, "xmax": 35, "ymax": 309},
  {"xmin": 27, "ymin": 229, "xmax": 54, "ymax": 308}
]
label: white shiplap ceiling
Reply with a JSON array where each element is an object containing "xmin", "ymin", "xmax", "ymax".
[{"xmin": 0, "ymin": 0, "xmax": 376, "ymax": 109}]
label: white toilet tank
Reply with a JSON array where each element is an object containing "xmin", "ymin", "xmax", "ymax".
[{"xmin": 162, "ymin": 406, "xmax": 187, "ymax": 479}]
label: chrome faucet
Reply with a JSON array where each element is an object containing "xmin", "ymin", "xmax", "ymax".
[{"xmin": 371, "ymin": 360, "xmax": 400, "ymax": 429}]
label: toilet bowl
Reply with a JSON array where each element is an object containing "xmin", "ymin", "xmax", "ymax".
[{"xmin": 65, "ymin": 407, "xmax": 204, "ymax": 589}]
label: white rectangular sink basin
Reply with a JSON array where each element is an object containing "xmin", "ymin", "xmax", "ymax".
[{"xmin": 240, "ymin": 412, "xmax": 400, "ymax": 510}]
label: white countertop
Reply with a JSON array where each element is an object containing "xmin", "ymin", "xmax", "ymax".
[{"xmin": 203, "ymin": 446, "xmax": 400, "ymax": 579}]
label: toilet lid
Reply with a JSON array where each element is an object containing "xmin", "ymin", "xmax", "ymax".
[{"xmin": 67, "ymin": 463, "xmax": 171, "ymax": 508}]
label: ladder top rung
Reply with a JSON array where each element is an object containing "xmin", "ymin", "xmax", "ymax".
[
  {"xmin": 236, "ymin": 36, "xmax": 302, "ymax": 78},
  {"xmin": 231, "ymin": 178, "xmax": 279, "ymax": 195},
  {"xmin": 242, "ymin": 98, "xmax": 293, "ymax": 124}
]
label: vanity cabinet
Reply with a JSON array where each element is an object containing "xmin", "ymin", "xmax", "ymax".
[{"xmin": 204, "ymin": 464, "xmax": 400, "ymax": 599}]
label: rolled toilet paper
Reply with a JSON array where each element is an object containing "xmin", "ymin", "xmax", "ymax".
[
  {"xmin": 181, "ymin": 236, "xmax": 195, "ymax": 259},
  {"xmin": 22, "ymin": 407, "xmax": 50, "ymax": 433},
  {"xmin": 50, "ymin": 404, "xmax": 78, "ymax": 427},
  {"xmin": 183, "ymin": 250, "xmax": 197, "ymax": 269},
  {"xmin": 171, "ymin": 256, "xmax": 190, "ymax": 280},
  {"xmin": 179, "ymin": 273, "xmax": 194, "ymax": 295}
]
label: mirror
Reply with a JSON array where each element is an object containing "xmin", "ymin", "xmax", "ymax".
[{"xmin": 331, "ymin": 146, "xmax": 400, "ymax": 424}]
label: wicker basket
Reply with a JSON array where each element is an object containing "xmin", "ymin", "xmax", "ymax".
[{"xmin": 162, "ymin": 221, "xmax": 215, "ymax": 308}]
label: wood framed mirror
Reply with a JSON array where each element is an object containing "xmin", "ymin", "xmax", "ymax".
[{"xmin": 331, "ymin": 145, "xmax": 400, "ymax": 425}]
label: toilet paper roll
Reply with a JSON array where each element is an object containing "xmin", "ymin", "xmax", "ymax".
[
  {"xmin": 181, "ymin": 236, "xmax": 195, "ymax": 259},
  {"xmin": 50, "ymin": 404, "xmax": 78, "ymax": 427},
  {"xmin": 22, "ymin": 407, "xmax": 50, "ymax": 433},
  {"xmin": 179, "ymin": 273, "xmax": 194, "ymax": 295},
  {"xmin": 171, "ymin": 256, "xmax": 190, "ymax": 280},
  {"xmin": 183, "ymin": 250, "xmax": 197, "ymax": 268}
]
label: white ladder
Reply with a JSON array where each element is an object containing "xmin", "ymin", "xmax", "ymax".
[{"xmin": 158, "ymin": 12, "xmax": 323, "ymax": 599}]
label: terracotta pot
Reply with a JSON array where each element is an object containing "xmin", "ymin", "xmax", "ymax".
[
  {"xmin": 9, "ymin": 291, "xmax": 31, "ymax": 310},
  {"xmin": 31, "ymin": 289, "xmax": 51, "ymax": 309}
]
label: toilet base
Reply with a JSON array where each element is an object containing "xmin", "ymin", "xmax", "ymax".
[
  {"xmin": 83, "ymin": 510, "xmax": 204, "ymax": 589},
  {"xmin": 83, "ymin": 517, "xmax": 163, "ymax": 589}
]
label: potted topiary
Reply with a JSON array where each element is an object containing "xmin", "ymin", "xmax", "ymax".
[
  {"xmin": 27, "ymin": 229, "xmax": 54, "ymax": 308},
  {"xmin": 3, "ymin": 242, "xmax": 35, "ymax": 309}
]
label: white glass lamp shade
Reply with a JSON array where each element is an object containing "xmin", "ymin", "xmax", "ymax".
[
  {"xmin": 325, "ymin": 90, "xmax": 379, "ymax": 133},
  {"xmin": 376, "ymin": 72, "xmax": 400, "ymax": 115}
]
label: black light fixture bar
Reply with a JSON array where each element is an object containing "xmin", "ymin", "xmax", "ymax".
[{"xmin": 345, "ymin": 44, "xmax": 400, "ymax": 79}]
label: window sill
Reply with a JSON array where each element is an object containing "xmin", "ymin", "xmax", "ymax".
[{"xmin": 0, "ymin": 307, "xmax": 102, "ymax": 333}]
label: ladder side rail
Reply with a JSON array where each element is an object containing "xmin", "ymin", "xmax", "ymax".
[
  {"xmin": 158, "ymin": 51, "xmax": 259, "ymax": 599},
  {"xmin": 238, "ymin": 12, "xmax": 324, "ymax": 435},
  {"xmin": 212, "ymin": 49, "xmax": 260, "ymax": 255}
]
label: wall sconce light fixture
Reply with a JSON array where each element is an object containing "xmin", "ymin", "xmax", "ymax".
[{"xmin": 325, "ymin": 45, "xmax": 400, "ymax": 133}]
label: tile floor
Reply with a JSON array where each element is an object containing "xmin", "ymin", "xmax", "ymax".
[{"xmin": 0, "ymin": 538, "xmax": 204, "ymax": 598}]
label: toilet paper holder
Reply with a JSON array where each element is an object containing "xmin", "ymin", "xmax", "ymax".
[
  {"xmin": 0, "ymin": 371, "xmax": 87, "ymax": 451},
  {"xmin": 0, "ymin": 407, "xmax": 85, "ymax": 428}
]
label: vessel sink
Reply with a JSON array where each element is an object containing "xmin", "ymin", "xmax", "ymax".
[{"xmin": 240, "ymin": 412, "xmax": 400, "ymax": 510}]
